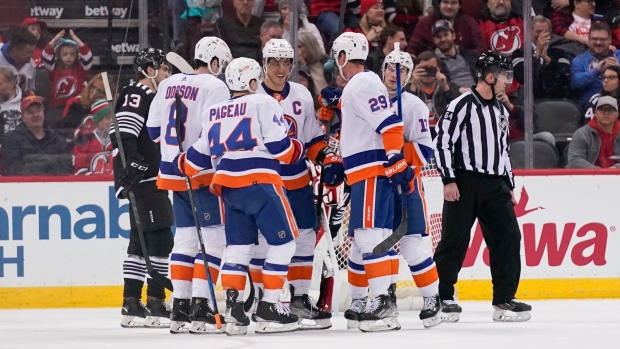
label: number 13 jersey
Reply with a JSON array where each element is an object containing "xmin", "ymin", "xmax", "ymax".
[
  {"xmin": 146, "ymin": 73, "xmax": 229, "ymax": 191},
  {"xmin": 340, "ymin": 71, "xmax": 404, "ymax": 184}
]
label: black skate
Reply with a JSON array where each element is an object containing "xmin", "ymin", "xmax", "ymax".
[
  {"xmin": 290, "ymin": 295, "xmax": 332, "ymax": 330},
  {"xmin": 144, "ymin": 297, "xmax": 171, "ymax": 328},
  {"xmin": 189, "ymin": 297, "xmax": 225, "ymax": 334},
  {"xmin": 388, "ymin": 284, "xmax": 399, "ymax": 317},
  {"xmin": 420, "ymin": 295, "xmax": 442, "ymax": 328},
  {"xmin": 225, "ymin": 289, "xmax": 250, "ymax": 336},
  {"xmin": 441, "ymin": 299, "xmax": 462, "ymax": 323},
  {"xmin": 254, "ymin": 300, "xmax": 299, "ymax": 334},
  {"xmin": 344, "ymin": 297, "xmax": 367, "ymax": 329},
  {"xmin": 358, "ymin": 294, "xmax": 400, "ymax": 333},
  {"xmin": 170, "ymin": 298, "xmax": 191, "ymax": 334},
  {"xmin": 121, "ymin": 297, "xmax": 150, "ymax": 328},
  {"xmin": 492, "ymin": 299, "xmax": 532, "ymax": 322}
]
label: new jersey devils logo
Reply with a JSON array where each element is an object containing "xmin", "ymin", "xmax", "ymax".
[
  {"xmin": 55, "ymin": 76, "xmax": 78, "ymax": 100},
  {"xmin": 284, "ymin": 115, "xmax": 298, "ymax": 138},
  {"xmin": 89, "ymin": 152, "xmax": 113, "ymax": 174},
  {"xmin": 490, "ymin": 26, "xmax": 522, "ymax": 55}
]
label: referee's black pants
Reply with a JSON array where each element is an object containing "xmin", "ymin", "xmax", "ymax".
[{"xmin": 433, "ymin": 170, "xmax": 522, "ymax": 305}]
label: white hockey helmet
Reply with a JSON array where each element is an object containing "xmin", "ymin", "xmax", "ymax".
[
  {"xmin": 382, "ymin": 50, "xmax": 414, "ymax": 86},
  {"xmin": 194, "ymin": 37, "xmax": 233, "ymax": 76},
  {"xmin": 225, "ymin": 58, "xmax": 263, "ymax": 93},
  {"xmin": 331, "ymin": 32, "xmax": 369, "ymax": 80}
]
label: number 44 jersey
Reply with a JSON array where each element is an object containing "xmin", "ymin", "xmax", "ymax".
[
  {"xmin": 146, "ymin": 73, "xmax": 229, "ymax": 191},
  {"xmin": 182, "ymin": 93, "xmax": 302, "ymax": 195}
]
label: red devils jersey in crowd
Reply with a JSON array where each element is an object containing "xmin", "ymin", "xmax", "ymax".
[{"xmin": 479, "ymin": 13, "xmax": 524, "ymax": 57}]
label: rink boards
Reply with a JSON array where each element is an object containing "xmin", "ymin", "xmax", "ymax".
[{"xmin": 0, "ymin": 171, "xmax": 619, "ymax": 308}]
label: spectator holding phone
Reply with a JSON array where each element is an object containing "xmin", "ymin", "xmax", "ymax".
[
  {"xmin": 42, "ymin": 29, "xmax": 93, "ymax": 128},
  {"xmin": 407, "ymin": 50, "xmax": 461, "ymax": 138}
]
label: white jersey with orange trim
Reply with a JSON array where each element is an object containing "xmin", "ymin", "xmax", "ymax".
[
  {"xmin": 392, "ymin": 91, "xmax": 434, "ymax": 170},
  {"xmin": 340, "ymin": 71, "xmax": 404, "ymax": 184},
  {"xmin": 183, "ymin": 93, "xmax": 298, "ymax": 194},
  {"xmin": 257, "ymin": 81, "xmax": 326, "ymax": 190},
  {"xmin": 146, "ymin": 73, "xmax": 229, "ymax": 191}
]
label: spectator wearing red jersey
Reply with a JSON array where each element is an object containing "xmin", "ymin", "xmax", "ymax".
[
  {"xmin": 72, "ymin": 99, "xmax": 113, "ymax": 175},
  {"xmin": 479, "ymin": 0, "xmax": 524, "ymax": 57},
  {"xmin": 344, "ymin": 0, "xmax": 387, "ymax": 48},
  {"xmin": 408, "ymin": 0, "xmax": 486, "ymax": 56},
  {"xmin": 551, "ymin": 0, "xmax": 597, "ymax": 48},
  {"xmin": 41, "ymin": 29, "xmax": 93, "ymax": 129}
]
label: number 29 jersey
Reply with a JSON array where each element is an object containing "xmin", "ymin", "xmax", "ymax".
[
  {"xmin": 146, "ymin": 73, "xmax": 229, "ymax": 191},
  {"xmin": 184, "ymin": 93, "xmax": 300, "ymax": 194},
  {"xmin": 340, "ymin": 71, "xmax": 404, "ymax": 184}
]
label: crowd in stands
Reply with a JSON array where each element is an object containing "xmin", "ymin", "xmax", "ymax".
[{"xmin": 2, "ymin": 0, "xmax": 620, "ymax": 175}]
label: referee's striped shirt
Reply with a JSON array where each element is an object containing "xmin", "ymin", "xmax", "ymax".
[{"xmin": 434, "ymin": 88, "xmax": 515, "ymax": 188}]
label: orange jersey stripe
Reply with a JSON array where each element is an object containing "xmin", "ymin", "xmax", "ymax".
[
  {"xmin": 249, "ymin": 268, "xmax": 263, "ymax": 284},
  {"xmin": 363, "ymin": 178, "xmax": 376, "ymax": 228},
  {"xmin": 274, "ymin": 185, "xmax": 299, "ymax": 238},
  {"xmin": 192, "ymin": 263, "xmax": 220, "ymax": 282},
  {"xmin": 306, "ymin": 140, "xmax": 328, "ymax": 164},
  {"xmin": 412, "ymin": 265, "xmax": 438, "ymax": 288},
  {"xmin": 156, "ymin": 173, "xmax": 213, "ymax": 191},
  {"xmin": 364, "ymin": 259, "xmax": 392, "ymax": 280},
  {"xmin": 287, "ymin": 265, "xmax": 313, "ymax": 281},
  {"xmin": 222, "ymin": 274, "xmax": 246, "ymax": 291},
  {"xmin": 381, "ymin": 125, "xmax": 404, "ymax": 153},
  {"xmin": 170, "ymin": 265, "xmax": 193, "ymax": 281},
  {"xmin": 263, "ymin": 273, "xmax": 287, "ymax": 290},
  {"xmin": 348, "ymin": 270, "xmax": 369, "ymax": 287},
  {"xmin": 345, "ymin": 165, "xmax": 386, "ymax": 185},
  {"xmin": 283, "ymin": 172, "xmax": 311, "ymax": 191}
]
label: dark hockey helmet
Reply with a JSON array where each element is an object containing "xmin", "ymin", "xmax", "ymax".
[
  {"xmin": 134, "ymin": 48, "xmax": 167, "ymax": 74},
  {"xmin": 475, "ymin": 51, "xmax": 511, "ymax": 80}
]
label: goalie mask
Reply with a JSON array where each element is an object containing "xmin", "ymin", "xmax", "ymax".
[{"xmin": 194, "ymin": 37, "xmax": 233, "ymax": 76}]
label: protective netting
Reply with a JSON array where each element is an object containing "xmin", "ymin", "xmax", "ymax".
[{"xmin": 329, "ymin": 137, "xmax": 444, "ymax": 311}]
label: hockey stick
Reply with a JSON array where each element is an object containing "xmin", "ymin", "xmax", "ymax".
[
  {"xmin": 102, "ymin": 72, "xmax": 174, "ymax": 292},
  {"xmin": 166, "ymin": 52, "xmax": 194, "ymax": 74},
  {"xmin": 373, "ymin": 43, "xmax": 409, "ymax": 256},
  {"xmin": 174, "ymin": 94, "xmax": 222, "ymax": 329}
]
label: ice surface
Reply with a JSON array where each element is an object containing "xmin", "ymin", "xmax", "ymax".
[{"xmin": 0, "ymin": 300, "xmax": 617, "ymax": 349}]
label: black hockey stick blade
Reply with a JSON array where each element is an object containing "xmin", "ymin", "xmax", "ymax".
[
  {"xmin": 243, "ymin": 269, "xmax": 256, "ymax": 312},
  {"xmin": 372, "ymin": 209, "xmax": 408, "ymax": 256}
]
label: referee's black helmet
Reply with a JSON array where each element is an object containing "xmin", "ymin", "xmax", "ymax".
[{"xmin": 475, "ymin": 51, "xmax": 511, "ymax": 81}]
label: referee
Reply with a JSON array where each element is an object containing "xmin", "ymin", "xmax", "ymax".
[{"xmin": 433, "ymin": 52, "xmax": 532, "ymax": 323}]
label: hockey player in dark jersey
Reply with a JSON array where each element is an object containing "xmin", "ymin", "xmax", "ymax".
[{"xmin": 111, "ymin": 48, "xmax": 175, "ymax": 328}]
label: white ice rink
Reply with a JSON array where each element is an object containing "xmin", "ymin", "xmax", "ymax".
[{"xmin": 1, "ymin": 300, "xmax": 617, "ymax": 349}]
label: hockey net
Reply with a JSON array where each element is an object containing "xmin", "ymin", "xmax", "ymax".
[{"xmin": 327, "ymin": 137, "xmax": 444, "ymax": 311}]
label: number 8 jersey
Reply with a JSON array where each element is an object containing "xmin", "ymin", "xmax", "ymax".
[
  {"xmin": 183, "ymin": 93, "xmax": 301, "ymax": 195},
  {"xmin": 146, "ymin": 73, "xmax": 229, "ymax": 191}
]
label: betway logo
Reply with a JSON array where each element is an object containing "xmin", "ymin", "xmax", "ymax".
[
  {"xmin": 30, "ymin": 6, "xmax": 64, "ymax": 19},
  {"xmin": 463, "ymin": 187, "xmax": 608, "ymax": 267},
  {"xmin": 85, "ymin": 5, "xmax": 129, "ymax": 19},
  {"xmin": 111, "ymin": 42, "xmax": 140, "ymax": 54}
]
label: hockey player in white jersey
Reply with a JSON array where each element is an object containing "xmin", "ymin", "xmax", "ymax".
[
  {"xmin": 146, "ymin": 37, "xmax": 232, "ymax": 334},
  {"xmin": 344, "ymin": 50, "xmax": 442, "ymax": 330},
  {"xmin": 176, "ymin": 57, "xmax": 306, "ymax": 335},
  {"xmin": 251, "ymin": 38, "xmax": 344, "ymax": 330},
  {"xmin": 333, "ymin": 32, "xmax": 413, "ymax": 332}
]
